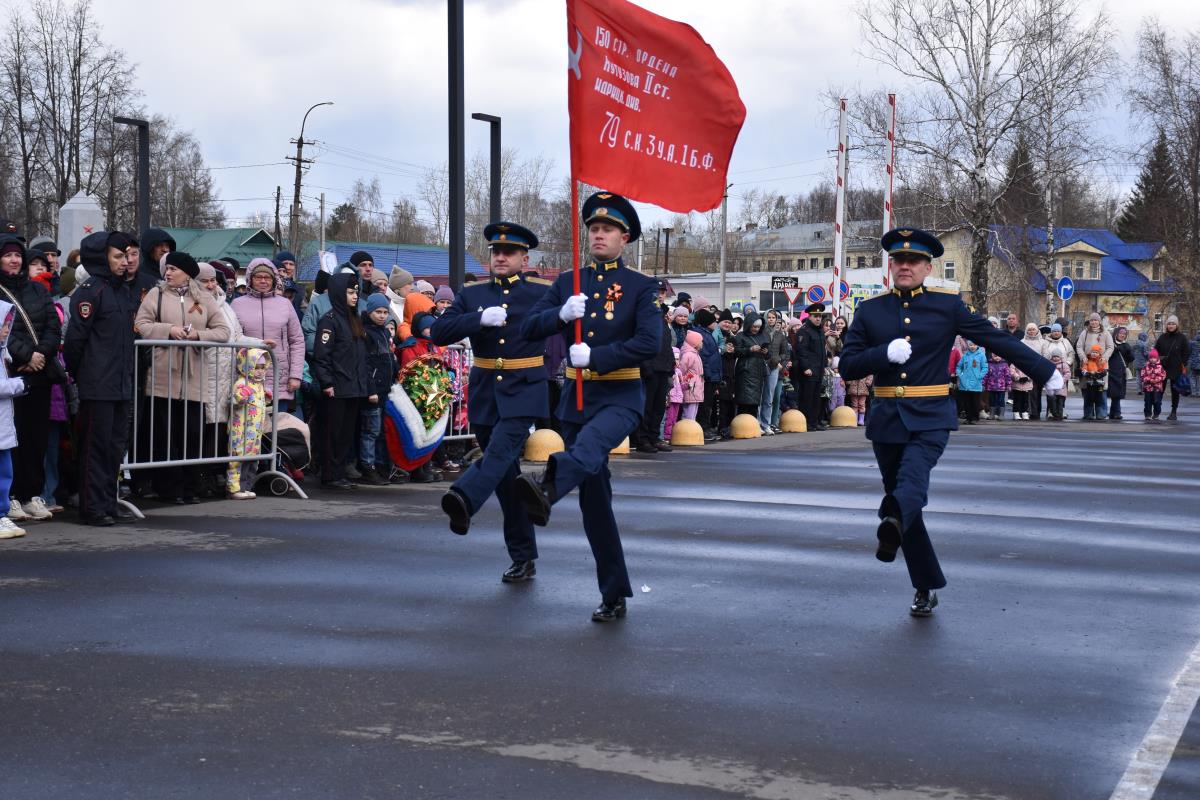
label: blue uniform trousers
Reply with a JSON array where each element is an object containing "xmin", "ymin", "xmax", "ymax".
[
  {"xmin": 452, "ymin": 416, "xmax": 537, "ymax": 562},
  {"xmin": 872, "ymin": 428, "xmax": 949, "ymax": 591},
  {"xmin": 548, "ymin": 405, "xmax": 640, "ymax": 603}
]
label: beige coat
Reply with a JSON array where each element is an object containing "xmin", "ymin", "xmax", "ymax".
[
  {"xmin": 1076, "ymin": 326, "xmax": 1114, "ymax": 365},
  {"xmin": 135, "ymin": 283, "xmax": 232, "ymax": 402}
]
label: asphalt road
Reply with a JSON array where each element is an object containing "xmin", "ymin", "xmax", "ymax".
[{"xmin": 1, "ymin": 396, "xmax": 1198, "ymax": 799}]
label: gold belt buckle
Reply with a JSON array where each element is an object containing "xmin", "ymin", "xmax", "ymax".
[
  {"xmin": 894, "ymin": 386, "xmax": 906, "ymax": 398},
  {"xmin": 495, "ymin": 357, "xmax": 504, "ymax": 369},
  {"xmin": 582, "ymin": 369, "xmax": 592, "ymax": 381}
]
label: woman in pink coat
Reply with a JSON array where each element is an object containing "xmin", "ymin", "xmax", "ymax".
[
  {"xmin": 679, "ymin": 330, "xmax": 705, "ymax": 421},
  {"xmin": 230, "ymin": 259, "xmax": 305, "ymax": 414}
]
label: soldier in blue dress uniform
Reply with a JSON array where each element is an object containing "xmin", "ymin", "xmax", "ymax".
[
  {"xmin": 515, "ymin": 191, "xmax": 661, "ymax": 622},
  {"xmin": 840, "ymin": 227, "xmax": 1063, "ymax": 616},
  {"xmin": 431, "ymin": 222, "xmax": 552, "ymax": 583}
]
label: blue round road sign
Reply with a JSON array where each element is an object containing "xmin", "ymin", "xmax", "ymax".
[
  {"xmin": 807, "ymin": 285, "xmax": 826, "ymax": 304},
  {"xmin": 1056, "ymin": 276, "xmax": 1074, "ymax": 301}
]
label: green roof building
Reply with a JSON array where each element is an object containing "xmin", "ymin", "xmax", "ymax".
[{"xmin": 161, "ymin": 227, "xmax": 278, "ymax": 267}]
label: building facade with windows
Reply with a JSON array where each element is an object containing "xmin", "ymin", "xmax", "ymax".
[{"xmin": 936, "ymin": 226, "xmax": 1177, "ymax": 332}]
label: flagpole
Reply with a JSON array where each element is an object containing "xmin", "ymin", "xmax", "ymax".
[
  {"xmin": 881, "ymin": 93, "xmax": 897, "ymax": 292},
  {"xmin": 571, "ymin": 176, "xmax": 583, "ymax": 410},
  {"xmin": 831, "ymin": 98, "xmax": 848, "ymax": 318}
]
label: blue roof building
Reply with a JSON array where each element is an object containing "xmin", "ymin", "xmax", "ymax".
[{"xmin": 938, "ymin": 225, "xmax": 1177, "ymax": 331}]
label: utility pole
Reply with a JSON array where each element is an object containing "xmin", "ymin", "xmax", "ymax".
[
  {"xmin": 719, "ymin": 185, "xmax": 730, "ymax": 307},
  {"xmin": 288, "ymin": 102, "xmax": 334, "ymax": 254},
  {"xmin": 662, "ymin": 227, "xmax": 672, "ymax": 275},
  {"xmin": 448, "ymin": 0, "xmax": 466, "ymax": 290},
  {"xmin": 273, "ymin": 186, "xmax": 282, "ymax": 255},
  {"xmin": 319, "ymin": 192, "xmax": 326, "ymax": 256},
  {"xmin": 471, "ymin": 113, "xmax": 502, "ymax": 222},
  {"xmin": 113, "ymin": 116, "xmax": 150, "ymax": 235}
]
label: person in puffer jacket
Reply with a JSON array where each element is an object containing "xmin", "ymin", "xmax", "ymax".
[{"xmin": 227, "ymin": 348, "xmax": 270, "ymax": 499}]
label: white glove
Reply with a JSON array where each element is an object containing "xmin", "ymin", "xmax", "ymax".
[
  {"xmin": 559, "ymin": 294, "xmax": 587, "ymax": 323},
  {"xmin": 887, "ymin": 338, "xmax": 912, "ymax": 364},
  {"xmin": 1044, "ymin": 371, "xmax": 1064, "ymax": 392},
  {"xmin": 480, "ymin": 306, "xmax": 507, "ymax": 327},
  {"xmin": 569, "ymin": 343, "xmax": 591, "ymax": 368}
]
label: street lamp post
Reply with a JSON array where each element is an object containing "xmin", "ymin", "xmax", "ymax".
[
  {"xmin": 114, "ymin": 116, "xmax": 150, "ymax": 235},
  {"xmin": 471, "ymin": 113, "xmax": 502, "ymax": 222},
  {"xmin": 288, "ymin": 101, "xmax": 333, "ymax": 253},
  {"xmin": 448, "ymin": 0, "xmax": 466, "ymax": 290}
]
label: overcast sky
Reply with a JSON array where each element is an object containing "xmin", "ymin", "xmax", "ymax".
[{"xmin": 95, "ymin": 0, "xmax": 1200, "ymax": 234}]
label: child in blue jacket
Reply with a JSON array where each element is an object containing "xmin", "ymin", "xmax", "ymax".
[{"xmin": 955, "ymin": 340, "xmax": 988, "ymax": 424}]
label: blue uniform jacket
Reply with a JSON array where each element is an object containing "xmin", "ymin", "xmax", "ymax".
[
  {"xmin": 691, "ymin": 325, "xmax": 722, "ymax": 381},
  {"xmin": 840, "ymin": 286, "xmax": 1055, "ymax": 443},
  {"xmin": 520, "ymin": 257, "xmax": 660, "ymax": 423},
  {"xmin": 430, "ymin": 272, "xmax": 551, "ymax": 425}
]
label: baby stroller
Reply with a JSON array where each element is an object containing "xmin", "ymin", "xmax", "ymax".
[{"xmin": 260, "ymin": 411, "xmax": 311, "ymax": 496}]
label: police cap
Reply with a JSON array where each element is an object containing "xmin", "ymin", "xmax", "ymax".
[{"xmin": 805, "ymin": 302, "xmax": 826, "ymax": 315}]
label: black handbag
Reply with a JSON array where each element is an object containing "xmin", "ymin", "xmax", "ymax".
[{"xmin": 0, "ymin": 283, "xmax": 67, "ymax": 386}]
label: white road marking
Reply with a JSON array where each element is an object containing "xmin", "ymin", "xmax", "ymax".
[
  {"xmin": 337, "ymin": 725, "xmax": 1011, "ymax": 800},
  {"xmin": 1110, "ymin": 634, "xmax": 1200, "ymax": 799}
]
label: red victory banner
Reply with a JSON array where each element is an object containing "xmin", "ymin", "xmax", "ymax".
[
  {"xmin": 566, "ymin": 0, "xmax": 746, "ymax": 213},
  {"xmin": 565, "ymin": 0, "xmax": 745, "ymax": 408}
]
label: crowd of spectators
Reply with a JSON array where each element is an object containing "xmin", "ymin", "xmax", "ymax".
[{"xmin": 0, "ymin": 220, "xmax": 1194, "ymax": 538}]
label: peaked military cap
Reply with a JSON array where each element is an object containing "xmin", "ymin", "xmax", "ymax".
[
  {"xmin": 881, "ymin": 226, "xmax": 944, "ymax": 259},
  {"xmin": 805, "ymin": 302, "xmax": 826, "ymax": 314},
  {"xmin": 582, "ymin": 190, "xmax": 641, "ymax": 243},
  {"xmin": 483, "ymin": 221, "xmax": 538, "ymax": 250}
]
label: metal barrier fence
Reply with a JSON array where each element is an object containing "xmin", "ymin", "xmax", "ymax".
[
  {"xmin": 118, "ymin": 339, "xmax": 308, "ymax": 519},
  {"xmin": 442, "ymin": 342, "xmax": 475, "ymax": 443}
]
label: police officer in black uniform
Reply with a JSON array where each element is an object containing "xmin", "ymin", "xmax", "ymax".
[
  {"xmin": 515, "ymin": 191, "xmax": 661, "ymax": 622},
  {"xmin": 431, "ymin": 222, "xmax": 552, "ymax": 582},
  {"xmin": 64, "ymin": 231, "xmax": 138, "ymax": 526},
  {"xmin": 840, "ymin": 227, "xmax": 1062, "ymax": 616},
  {"xmin": 792, "ymin": 301, "xmax": 828, "ymax": 430}
]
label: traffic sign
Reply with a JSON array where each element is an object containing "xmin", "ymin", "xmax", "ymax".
[
  {"xmin": 1056, "ymin": 276, "xmax": 1074, "ymax": 301},
  {"xmin": 807, "ymin": 285, "xmax": 826, "ymax": 304},
  {"xmin": 783, "ymin": 286, "xmax": 803, "ymax": 306}
]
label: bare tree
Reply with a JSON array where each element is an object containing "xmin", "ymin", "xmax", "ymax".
[
  {"xmin": 1130, "ymin": 19, "xmax": 1200, "ymax": 330},
  {"xmin": 851, "ymin": 0, "xmax": 1113, "ymax": 313}
]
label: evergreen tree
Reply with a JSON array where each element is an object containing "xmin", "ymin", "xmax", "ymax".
[
  {"xmin": 997, "ymin": 134, "xmax": 1045, "ymax": 226},
  {"xmin": 1116, "ymin": 130, "xmax": 1184, "ymax": 243}
]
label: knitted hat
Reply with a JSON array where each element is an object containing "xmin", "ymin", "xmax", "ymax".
[
  {"xmin": 314, "ymin": 271, "xmax": 330, "ymax": 295},
  {"xmin": 412, "ymin": 312, "xmax": 436, "ymax": 335},
  {"xmin": 350, "ymin": 250, "xmax": 373, "ymax": 267},
  {"xmin": 1089, "ymin": 312, "xmax": 1101, "ymax": 321},
  {"xmin": 197, "ymin": 261, "xmax": 216, "ymax": 281},
  {"xmin": 389, "ymin": 266, "xmax": 413, "ymax": 291},
  {"xmin": 676, "ymin": 292, "xmax": 692, "ymax": 303},
  {"xmin": 248, "ymin": 258, "xmax": 277, "ymax": 283},
  {"xmin": 273, "ymin": 250, "xmax": 296, "ymax": 266},
  {"xmin": 718, "ymin": 308, "xmax": 734, "ymax": 322},
  {"xmin": 434, "ymin": 284, "xmax": 454, "ymax": 303},
  {"xmin": 364, "ymin": 293, "xmax": 390, "ymax": 313},
  {"xmin": 1050, "ymin": 323, "xmax": 1062, "ymax": 333},
  {"xmin": 685, "ymin": 330, "xmax": 703, "ymax": 349},
  {"xmin": 414, "ymin": 279, "xmax": 435, "ymax": 294},
  {"xmin": 671, "ymin": 306, "xmax": 689, "ymax": 320},
  {"xmin": 693, "ymin": 294, "xmax": 713, "ymax": 310},
  {"xmin": 1149, "ymin": 349, "xmax": 1159, "ymax": 359},
  {"xmin": 693, "ymin": 308, "xmax": 716, "ymax": 328},
  {"xmin": 163, "ymin": 251, "xmax": 200, "ymax": 279},
  {"xmin": 1090, "ymin": 344, "xmax": 1101, "ymax": 354},
  {"xmin": 1167, "ymin": 314, "xmax": 1180, "ymax": 326}
]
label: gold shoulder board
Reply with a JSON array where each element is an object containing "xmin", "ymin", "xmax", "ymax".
[{"xmin": 525, "ymin": 277, "xmax": 553, "ymax": 285}]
